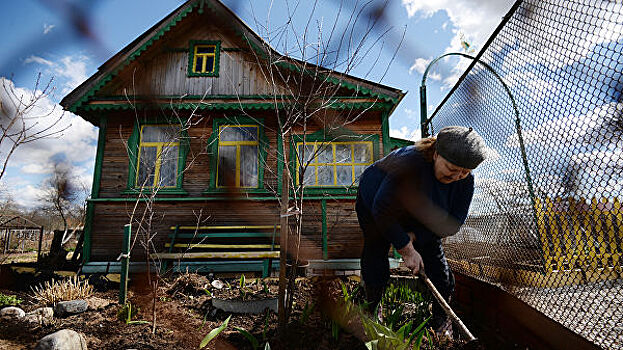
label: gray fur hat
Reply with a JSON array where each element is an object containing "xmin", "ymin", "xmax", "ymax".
[{"xmin": 436, "ymin": 126, "xmax": 486, "ymax": 169}]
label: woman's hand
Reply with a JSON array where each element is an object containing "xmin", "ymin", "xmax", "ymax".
[{"xmin": 397, "ymin": 242, "xmax": 425, "ymax": 275}]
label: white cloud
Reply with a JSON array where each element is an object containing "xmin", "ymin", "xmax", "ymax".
[
  {"xmin": 428, "ymin": 72, "xmax": 441, "ymax": 81},
  {"xmin": 569, "ymin": 149, "xmax": 623, "ymax": 197},
  {"xmin": 43, "ymin": 23, "xmax": 56, "ymax": 35},
  {"xmin": 403, "ymin": 108, "xmax": 417, "ymax": 120},
  {"xmin": 54, "ymin": 56, "xmax": 89, "ymax": 93},
  {"xmin": 402, "ymin": 0, "xmax": 515, "ymax": 54},
  {"xmin": 484, "ymin": 146, "xmax": 500, "ymax": 163},
  {"xmin": 0, "ymin": 77, "xmax": 97, "ymax": 206},
  {"xmin": 24, "ymin": 55, "xmax": 54, "ymax": 66},
  {"xmin": 501, "ymin": 2, "xmax": 623, "ymax": 71},
  {"xmin": 390, "ymin": 126, "xmax": 421, "ymax": 141},
  {"xmin": 23, "ymin": 54, "xmax": 89, "ymax": 93},
  {"xmin": 505, "ymin": 102, "xmax": 623, "ymax": 149},
  {"xmin": 409, "ymin": 57, "xmax": 430, "ymax": 75}
]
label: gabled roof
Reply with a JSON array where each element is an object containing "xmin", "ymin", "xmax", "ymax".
[{"xmin": 60, "ymin": 0, "xmax": 404, "ymax": 116}]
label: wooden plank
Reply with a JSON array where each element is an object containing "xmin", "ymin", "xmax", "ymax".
[
  {"xmin": 170, "ymin": 225, "xmax": 280, "ymax": 230},
  {"xmin": 534, "ymin": 198, "xmax": 552, "ymax": 271},
  {"xmin": 546, "ymin": 198, "xmax": 562, "ymax": 270},
  {"xmin": 592, "ymin": 198, "xmax": 607, "ymax": 267},
  {"xmin": 583, "ymin": 198, "xmax": 599, "ymax": 270},
  {"xmin": 168, "ymin": 232, "xmax": 278, "ymax": 239},
  {"xmin": 166, "ymin": 243, "xmax": 280, "ymax": 249},
  {"xmin": 606, "ymin": 198, "xmax": 620, "ymax": 268},
  {"xmin": 569, "ymin": 198, "xmax": 586, "ymax": 269},
  {"xmin": 559, "ymin": 198, "xmax": 574, "ymax": 269},
  {"xmin": 151, "ymin": 251, "xmax": 280, "ymax": 259}
]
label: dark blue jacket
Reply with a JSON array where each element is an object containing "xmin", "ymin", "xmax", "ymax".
[{"xmin": 357, "ymin": 146, "xmax": 474, "ymax": 250}]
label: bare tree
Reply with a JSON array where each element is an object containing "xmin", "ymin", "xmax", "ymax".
[
  {"xmin": 0, "ymin": 74, "xmax": 67, "ymax": 182},
  {"xmin": 40, "ymin": 162, "xmax": 79, "ymax": 265}
]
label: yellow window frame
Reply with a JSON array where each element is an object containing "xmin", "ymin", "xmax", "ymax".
[
  {"xmin": 135, "ymin": 125, "xmax": 181, "ymax": 188},
  {"xmin": 216, "ymin": 125, "xmax": 260, "ymax": 188},
  {"xmin": 296, "ymin": 141, "xmax": 374, "ymax": 186},
  {"xmin": 192, "ymin": 44, "xmax": 217, "ymax": 73}
]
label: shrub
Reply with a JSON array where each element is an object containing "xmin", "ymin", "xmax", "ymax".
[
  {"xmin": 0, "ymin": 293, "xmax": 23, "ymax": 307},
  {"xmin": 31, "ymin": 276, "xmax": 94, "ymax": 305}
]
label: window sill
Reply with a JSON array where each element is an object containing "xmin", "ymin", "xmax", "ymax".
[
  {"xmin": 202, "ymin": 188, "xmax": 274, "ymax": 195},
  {"xmin": 188, "ymin": 72, "xmax": 219, "ymax": 77},
  {"xmin": 121, "ymin": 188, "xmax": 189, "ymax": 195},
  {"xmin": 296, "ymin": 187, "xmax": 358, "ymax": 196}
]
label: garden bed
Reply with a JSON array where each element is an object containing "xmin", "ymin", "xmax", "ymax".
[{"xmin": 0, "ymin": 266, "xmax": 468, "ymax": 349}]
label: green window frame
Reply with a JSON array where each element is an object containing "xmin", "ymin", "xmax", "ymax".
[
  {"xmin": 290, "ymin": 129, "xmax": 380, "ymax": 195},
  {"xmin": 188, "ymin": 40, "xmax": 221, "ymax": 77},
  {"xmin": 205, "ymin": 117, "xmax": 269, "ymax": 193},
  {"xmin": 125, "ymin": 122, "xmax": 190, "ymax": 195}
]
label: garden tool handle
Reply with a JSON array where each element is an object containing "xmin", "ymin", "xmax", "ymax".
[{"xmin": 419, "ymin": 272, "xmax": 476, "ymax": 342}]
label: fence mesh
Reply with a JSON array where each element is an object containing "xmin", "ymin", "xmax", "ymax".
[{"xmin": 428, "ymin": 0, "xmax": 623, "ymax": 348}]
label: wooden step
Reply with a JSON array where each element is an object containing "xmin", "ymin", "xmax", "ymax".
[
  {"xmin": 170, "ymin": 225, "xmax": 280, "ymax": 230},
  {"xmin": 152, "ymin": 251, "xmax": 280, "ymax": 260},
  {"xmin": 167, "ymin": 232, "xmax": 278, "ymax": 239},
  {"xmin": 165, "ymin": 243, "xmax": 279, "ymax": 249}
]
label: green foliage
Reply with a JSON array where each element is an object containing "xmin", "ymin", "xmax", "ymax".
[
  {"xmin": 239, "ymin": 274, "xmax": 248, "ymax": 300},
  {"xmin": 328, "ymin": 281, "xmax": 363, "ymax": 341},
  {"xmin": 331, "ymin": 320, "xmax": 340, "ymax": 340},
  {"xmin": 361, "ymin": 312, "xmax": 430, "ymax": 350},
  {"xmin": 262, "ymin": 312, "xmax": 270, "ymax": 341},
  {"xmin": 235, "ymin": 327, "xmax": 259, "ymax": 350},
  {"xmin": 0, "ymin": 293, "xmax": 22, "ymax": 307},
  {"xmin": 299, "ymin": 301, "xmax": 315, "ymax": 324},
  {"xmin": 261, "ymin": 279, "xmax": 269, "ymax": 294},
  {"xmin": 117, "ymin": 303, "xmax": 149, "ymax": 325},
  {"xmin": 382, "ymin": 283, "xmax": 422, "ymax": 307},
  {"xmin": 380, "ymin": 282, "xmax": 429, "ymax": 331},
  {"xmin": 199, "ymin": 315, "xmax": 231, "ymax": 349}
]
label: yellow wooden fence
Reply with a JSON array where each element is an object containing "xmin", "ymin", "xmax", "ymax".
[{"xmin": 534, "ymin": 197, "xmax": 622, "ymax": 273}]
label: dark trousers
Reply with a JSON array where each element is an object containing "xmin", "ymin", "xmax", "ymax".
[{"xmin": 356, "ymin": 198, "xmax": 455, "ymax": 329}]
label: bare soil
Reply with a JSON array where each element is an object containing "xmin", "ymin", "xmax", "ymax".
[{"xmin": 0, "ymin": 267, "xmax": 464, "ymax": 349}]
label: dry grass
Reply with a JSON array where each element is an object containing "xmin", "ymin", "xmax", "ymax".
[{"xmin": 31, "ymin": 276, "xmax": 94, "ymax": 305}]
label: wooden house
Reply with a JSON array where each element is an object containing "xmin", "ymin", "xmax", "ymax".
[{"xmin": 61, "ymin": 0, "xmax": 408, "ymax": 274}]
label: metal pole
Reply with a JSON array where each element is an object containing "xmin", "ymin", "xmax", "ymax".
[
  {"xmin": 119, "ymin": 224, "xmax": 131, "ymax": 305},
  {"xmin": 420, "ymin": 85, "xmax": 428, "ymax": 138},
  {"xmin": 37, "ymin": 227, "xmax": 44, "ymax": 264}
]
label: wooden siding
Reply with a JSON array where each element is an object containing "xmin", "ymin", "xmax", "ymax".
[
  {"xmin": 326, "ymin": 200, "xmax": 363, "ymax": 259},
  {"xmin": 97, "ymin": 9, "xmax": 288, "ymax": 98}
]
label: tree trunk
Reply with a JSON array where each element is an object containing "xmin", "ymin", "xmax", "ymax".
[
  {"xmin": 278, "ymin": 134, "xmax": 290, "ymax": 332},
  {"xmin": 71, "ymin": 230, "xmax": 84, "ymax": 264}
]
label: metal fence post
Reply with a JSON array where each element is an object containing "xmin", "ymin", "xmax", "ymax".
[{"xmin": 119, "ymin": 224, "xmax": 131, "ymax": 305}]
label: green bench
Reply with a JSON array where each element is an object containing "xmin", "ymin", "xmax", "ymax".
[{"xmin": 152, "ymin": 224, "xmax": 280, "ymax": 277}]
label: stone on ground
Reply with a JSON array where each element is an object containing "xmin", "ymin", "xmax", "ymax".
[
  {"xmin": 34, "ymin": 329, "xmax": 87, "ymax": 350},
  {"xmin": 0, "ymin": 306, "xmax": 25, "ymax": 319},
  {"xmin": 54, "ymin": 300, "xmax": 89, "ymax": 317},
  {"xmin": 24, "ymin": 307, "xmax": 54, "ymax": 325}
]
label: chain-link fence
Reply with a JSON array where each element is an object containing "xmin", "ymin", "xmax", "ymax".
[{"xmin": 427, "ymin": 0, "xmax": 623, "ymax": 348}]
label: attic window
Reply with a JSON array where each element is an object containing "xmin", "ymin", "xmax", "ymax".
[{"xmin": 188, "ymin": 40, "xmax": 220, "ymax": 77}]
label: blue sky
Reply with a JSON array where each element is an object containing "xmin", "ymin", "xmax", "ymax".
[{"xmin": 0, "ymin": 0, "xmax": 515, "ymax": 208}]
